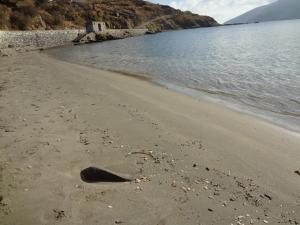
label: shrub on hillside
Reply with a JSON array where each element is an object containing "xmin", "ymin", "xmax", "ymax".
[
  {"xmin": 40, "ymin": 11, "xmax": 53, "ymax": 27},
  {"xmin": 35, "ymin": 0, "xmax": 49, "ymax": 7},
  {"xmin": 0, "ymin": 5, "xmax": 10, "ymax": 29},
  {"xmin": 53, "ymin": 13, "xmax": 65, "ymax": 27},
  {"xmin": 0, "ymin": 0, "xmax": 217, "ymax": 30},
  {"xmin": 17, "ymin": 5, "xmax": 38, "ymax": 17},
  {"xmin": 10, "ymin": 11, "xmax": 30, "ymax": 30}
]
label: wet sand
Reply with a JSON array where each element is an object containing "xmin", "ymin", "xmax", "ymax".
[{"xmin": 0, "ymin": 51, "xmax": 299, "ymax": 225}]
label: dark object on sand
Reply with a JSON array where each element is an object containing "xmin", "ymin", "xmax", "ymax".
[
  {"xmin": 0, "ymin": 195, "xmax": 3, "ymax": 202},
  {"xmin": 264, "ymin": 194, "xmax": 272, "ymax": 200},
  {"xmin": 295, "ymin": 170, "xmax": 300, "ymax": 176},
  {"xmin": 53, "ymin": 209, "xmax": 65, "ymax": 220},
  {"xmin": 80, "ymin": 167, "xmax": 131, "ymax": 183}
]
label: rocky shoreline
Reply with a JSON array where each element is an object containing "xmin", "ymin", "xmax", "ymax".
[
  {"xmin": 0, "ymin": 28, "xmax": 150, "ymax": 56},
  {"xmin": 73, "ymin": 29, "xmax": 148, "ymax": 45}
]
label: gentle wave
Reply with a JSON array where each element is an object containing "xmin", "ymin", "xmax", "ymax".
[{"xmin": 48, "ymin": 19, "xmax": 300, "ymax": 132}]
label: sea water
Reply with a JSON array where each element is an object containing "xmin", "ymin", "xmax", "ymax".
[{"xmin": 48, "ymin": 19, "xmax": 300, "ymax": 132}]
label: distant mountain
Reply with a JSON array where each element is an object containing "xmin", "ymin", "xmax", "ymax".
[
  {"xmin": 225, "ymin": 0, "xmax": 300, "ymax": 24},
  {"xmin": 0, "ymin": 0, "xmax": 218, "ymax": 31}
]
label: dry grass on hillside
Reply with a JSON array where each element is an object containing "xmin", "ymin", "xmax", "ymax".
[{"xmin": 0, "ymin": 0, "xmax": 218, "ymax": 31}]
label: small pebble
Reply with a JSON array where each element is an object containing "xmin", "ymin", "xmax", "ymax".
[
  {"xmin": 230, "ymin": 196, "xmax": 237, "ymax": 201},
  {"xmin": 108, "ymin": 205, "xmax": 113, "ymax": 209},
  {"xmin": 75, "ymin": 184, "xmax": 83, "ymax": 189},
  {"xmin": 135, "ymin": 186, "xmax": 143, "ymax": 191},
  {"xmin": 171, "ymin": 181, "xmax": 177, "ymax": 187},
  {"xmin": 135, "ymin": 178, "xmax": 141, "ymax": 183}
]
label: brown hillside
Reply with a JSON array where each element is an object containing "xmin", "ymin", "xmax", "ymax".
[{"xmin": 0, "ymin": 0, "xmax": 218, "ymax": 31}]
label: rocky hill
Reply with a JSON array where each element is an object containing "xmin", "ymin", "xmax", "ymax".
[
  {"xmin": 0, "ymin": 0, "xmax": 218, "ymax": 31},
  {"xmin": 225, "ymin": 0, "xmax": 300, "ymax": 24}
]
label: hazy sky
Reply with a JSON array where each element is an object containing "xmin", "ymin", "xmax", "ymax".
[{"xmin": 149, "ymin": 0, "xmax": 276, "ymax": 23}]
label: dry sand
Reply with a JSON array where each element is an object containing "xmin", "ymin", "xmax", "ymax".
[{"xmin": 0, "ymin": 51, "xmax": 299, "ymax": 225}]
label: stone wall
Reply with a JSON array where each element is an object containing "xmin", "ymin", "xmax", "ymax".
[
  {"xmin": 0, "ymin": 29, "xmax": 84, "ymax": 49},
  {"xmin": 0, "ymin": 28, "xmax": 148, "ymax": 50}
]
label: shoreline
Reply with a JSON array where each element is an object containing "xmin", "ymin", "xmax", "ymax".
[
  {"xmin": 47, "ymin": 47, "xmax": 300, "ymax": 136},
  {"xmin": 158, "ymin": 80, "xmax": 300, "ymax": 135},
  {"xmin": 0, "ymin": 51, "xmax": 299, "ymax": 225}
]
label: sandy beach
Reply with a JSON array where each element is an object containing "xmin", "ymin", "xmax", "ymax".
[{"xmin": 0, "ymin": 51, "xmax": 299, "ymax": 225}]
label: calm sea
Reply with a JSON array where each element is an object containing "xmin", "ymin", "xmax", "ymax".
[{"xmin": 48, "ymin": 19, "xmax": 300, "ymax": 133}]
